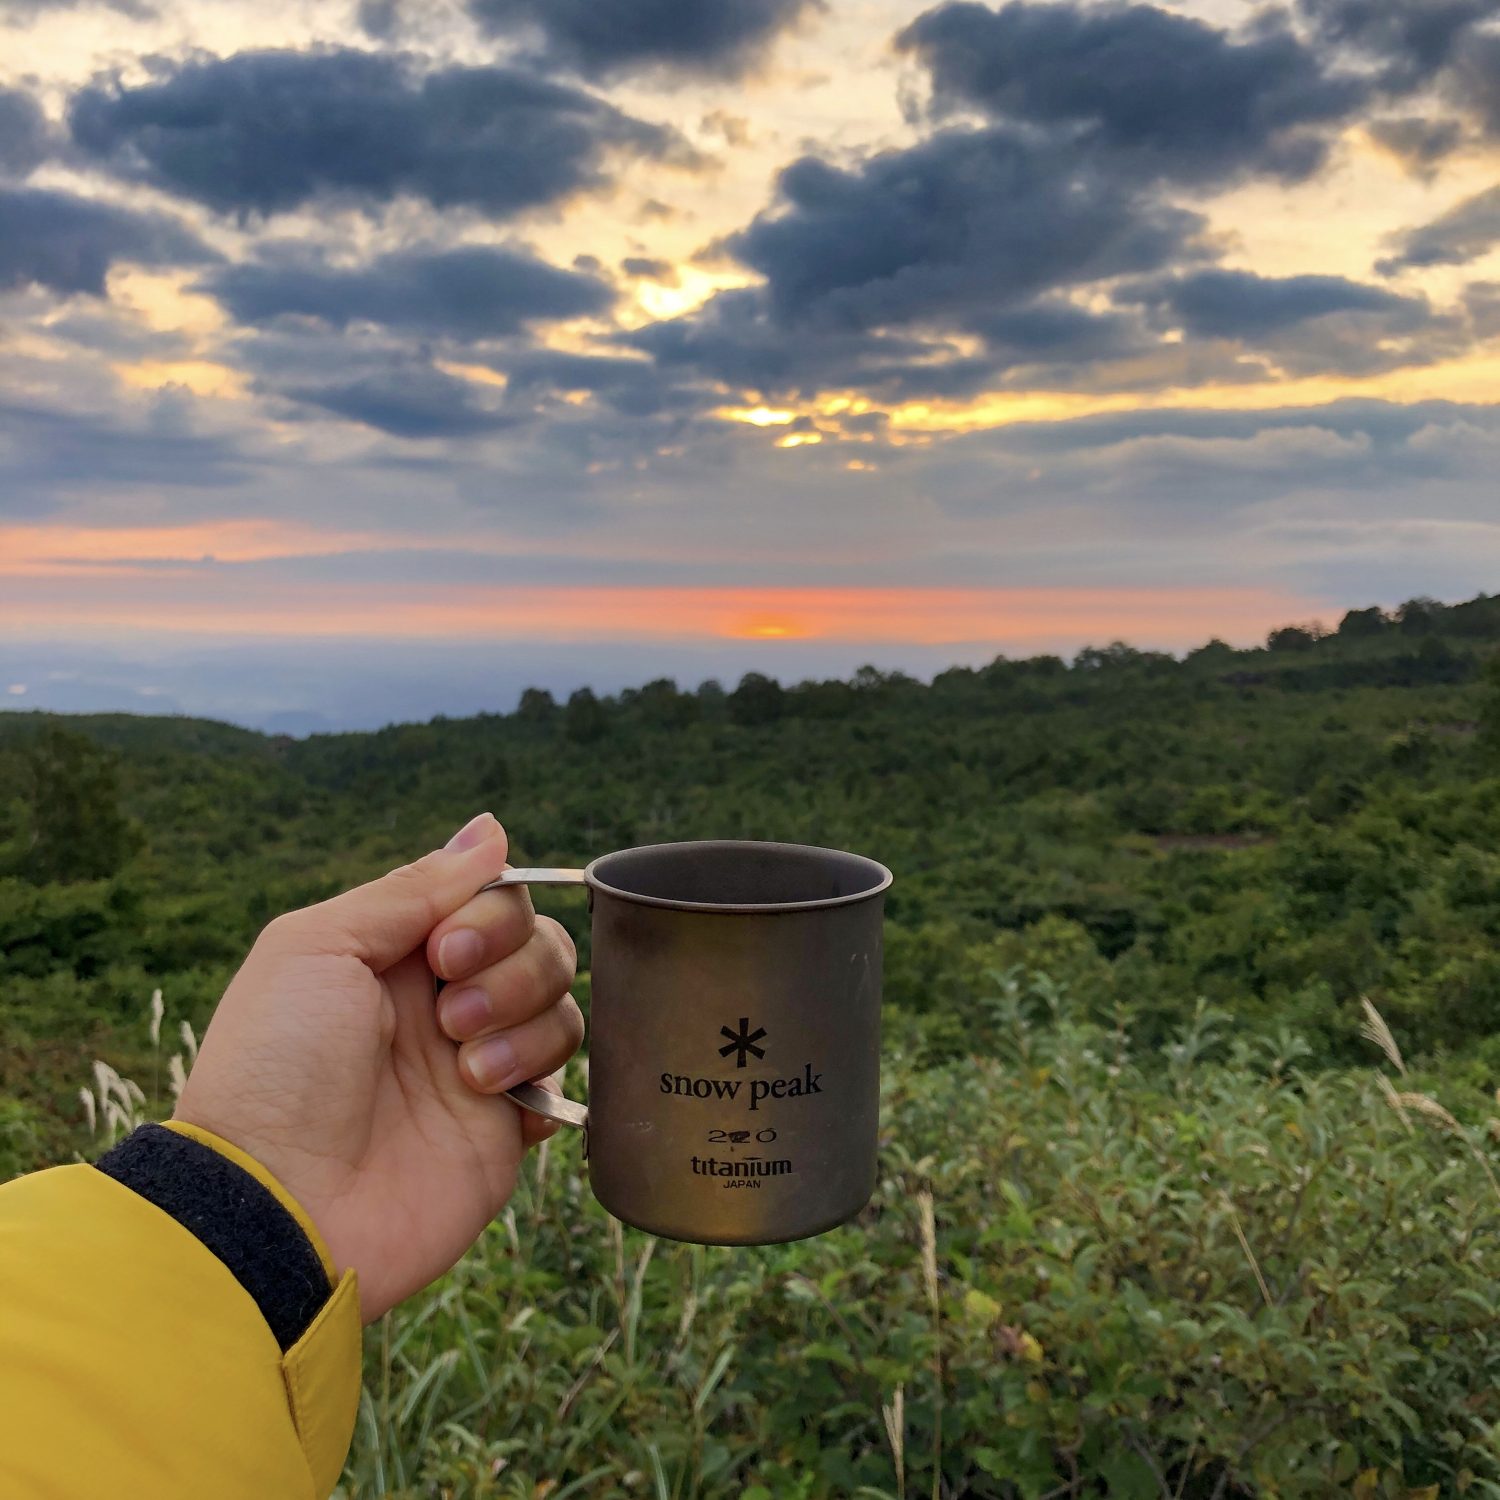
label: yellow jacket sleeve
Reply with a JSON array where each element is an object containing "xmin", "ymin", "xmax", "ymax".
[{"xmin": 0, "ymin": 1123, "xmax": 362, "ymax": 1499}]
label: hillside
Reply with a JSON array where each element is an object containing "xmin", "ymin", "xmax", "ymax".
[
  {"xmin": 4, "ymin": 594, "xmax": 1500, "ymax": 1163},
  {"xmin": 7, "ymin": 596, "xmax": 1500, "ymax": 1495}
]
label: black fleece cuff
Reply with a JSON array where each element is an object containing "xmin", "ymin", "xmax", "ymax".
[{"xmin": 95, "ymin": 1123, "xmax": 331, "ymax": 1352}]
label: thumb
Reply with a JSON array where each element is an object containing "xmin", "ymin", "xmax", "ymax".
[{"xmin": 304, "ymin": 813, "xmax": 510, "ymax": 972}]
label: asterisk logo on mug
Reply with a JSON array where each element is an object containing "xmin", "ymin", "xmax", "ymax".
[{"xmin": 719, "ymin": 1017, "xmax": 767, "ymax": 1068}]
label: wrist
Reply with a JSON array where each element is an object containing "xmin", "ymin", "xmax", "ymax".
[{"xmin": 168, "ymin": 1111, "xmax": 387, "ymax": 1320}]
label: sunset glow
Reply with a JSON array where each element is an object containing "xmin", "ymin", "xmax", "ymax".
[
  {"xmin": 0, "ymin": 522, "xmax": 449, "ymax": 575},
  {"xmin": 1, "ymin": 0, "xmax": 1497, "ymax": 729},
  {"xmin": 0, "ymin": 564, "xmax": 1329, "ymax": 651}
]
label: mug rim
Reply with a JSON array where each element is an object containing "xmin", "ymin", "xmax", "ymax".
[{"xmin": 585, "ymin": 838, "xmax": 893, "ymax": 915}]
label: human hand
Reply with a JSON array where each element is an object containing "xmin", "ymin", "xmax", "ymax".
[{"xmin": 174, "ymin": 813, "xmax": 583, "ymax": 1322}]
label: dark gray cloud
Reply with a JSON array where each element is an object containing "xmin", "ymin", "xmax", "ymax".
[
  {"xmin": 897, "ymin": 1, "xmax": 1361, "ymax": 185},
  {"xmin": 626, "ymin": 129, "xmax": 1467, "ymax": 404},
  {"xmin": 281, "ymin": 359, "xmax": 518, "ymax": 439},
  {"xmin": 467, "ymin": 0, "xmax": 815, "ymax": 80},
  {"xmin": 0, "ymin": 186, "xmax": 212, "ymax": 296},
  {"xmin": 1297, "ymin": 0, "xmax": 1500, "ymax": 142},
  {"xmin": 632, "ymin": 231, "xmax": 1457, "ymax": 402},
  {"xmin": 631, "ymin": 287, "xmax": 1163, "ymax": 403},
  {"xmin": 827, "ymin": 301, "xmax": 1178, "ymax": 400},
  {"xmin": 226, "ymin": 317, "xmax": 710, "ymax": 435},
  {"xmin": 206, "ymin": 244, "xmax": 612, "ymax": 337},
  {"xmin": 898, "ymin": 301, "xmax": 1182, "ymax": 396},
  {"xmin": 1451, "ymin": 33, "xmax": 1500, "ymax": 138},
  {"xmin": 0, "ymin": 390, "xmax": 248, "ymax": 508},
  {"xmin": 355, "ymin": 0, "xmax": 401, "ymax": 39},
  {"xmin": 973, "ymin": 302, "xmax": 1141, "ymax": 361},
  {"xmin": 1466, "ymin": 281, "xmax": 1500, "ymax": 337},
  {"xmin": 1378, "ymin": 184, "xmax": 1500, "ymax": 272},
  {"xmin": 220, "ymin": 320, "xmax": 528, "ymax": 436},
  {"xmin": 914, "ymin": 397, "xmax": 1500, "ymax": 536},
  {"xmin": 0, "ymin": 86, "xmax": 50, "ymax": 175},
  {"xmin": 625, "ymin": 286, "xmax": 939, "ymax": 397},
  {"xmin": 614, "ymin": 0, "xmax": 1491, "ymax": 410},
  {"xmin": 501, "ymin": 348, "xmax": 706, "ymax": 416},
  {"xmin": 69, "ymin": 49, "xmax": 680, "ymax": 218},
  {"xmin": 621, "ymin": 255, "xmax": 676, "ymax": 281},
  {"xmin": 41, "ymin": 307, "xmax": 191, "ymax": 359},
  {"xmin": 726, "ymin": 127, "xmax": 1206, "ymax": 332},
  {"xmin": 974, "ymin": 396, "xmax": 1500, "ymax": 458},
  {"xmin": 1365, "ymin": 116, "xmax": 1465, "ymax": 176},
  {"xmin": 1110, "ymin": 270, "xmax": 1460, "ymax": 380},
  {"xmin": 1121, "ymin": 269, "xmax": 1431, "ymax": 340},
  {"xmin": 967, "ymin": 302, "xmax": 1108, "ymax": 353},
  {"xmin": 1297, "ymin": 0, "xmax": 1493, "ymax": 90},
  {"xmin": 0, "ymin": 0, "xmax": 153, "ymax": 19}
]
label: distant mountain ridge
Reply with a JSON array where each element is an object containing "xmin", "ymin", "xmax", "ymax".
[{"xmin": 2, "ymin": 590, "xmax": 1495, "ymax": 751}]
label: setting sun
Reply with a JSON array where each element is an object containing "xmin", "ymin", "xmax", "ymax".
[{"xmin": 730, "ymin": 617, "xmax": 809, "ymax": 640}]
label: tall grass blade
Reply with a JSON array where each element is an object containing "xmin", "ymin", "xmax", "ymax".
[
  {"xmin": 692, "ymin": 1344, "xmax": 734, "ymax": 1416},
  {"xmin": 648, "ymin": 1443, "xmax": 670, "ymax": 1500},
  {"xmin": 1359, "ymin": 998, "xmax": 1406, "ymax": 1076}
]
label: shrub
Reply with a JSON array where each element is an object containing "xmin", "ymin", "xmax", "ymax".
[{"xmin": 336, "ymin": 1008, "xmax": 1500, "ymax": 1499}]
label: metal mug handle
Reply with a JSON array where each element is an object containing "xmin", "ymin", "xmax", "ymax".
[{"xmin": 477, "ymin": 868, "xmax": 591, "ymax": 1131}]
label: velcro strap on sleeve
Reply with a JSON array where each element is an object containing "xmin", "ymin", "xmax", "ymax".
[{"xmin": 95, "ymin": 1123, "xmax": 331, "ymax": 1353}]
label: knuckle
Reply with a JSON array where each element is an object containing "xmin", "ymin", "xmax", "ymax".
[
  {"xmin": 259, "ymin": 909, "xmax": 307, "ymax": 948},
  {"xmin": 537, "ymin": 915, "xmax": 577, "ymax": 973},
  {"xmin": 384, "ymin": 852, "xmax": 439, "ymax": 890},
  {"xmin": 557, "ymin": 994, "xmax": 586, "ymax": 1050},
  {"xmin": 386, "ymin": 855, "xmax": 435, "ymax": 890},
  {"xmin": 382, "ymin": 860, "xmax": 440, "ymax": 926},
  {"xmin": 495, "ymin": 892, "xmax": 535, "ymax": 948}
]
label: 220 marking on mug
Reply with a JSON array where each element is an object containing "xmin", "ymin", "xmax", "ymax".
[{"xmin": 706, "ymin": 1127, "xmax": 778, "ymax": 1146}]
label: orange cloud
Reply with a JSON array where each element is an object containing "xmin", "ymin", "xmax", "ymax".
[
  {"xmin": 0, "ymin": 561, "xmax": 1327, "ymax": 651},
  {"xmin": 699, "ymin": 586, "xmax": 1323, "ymax": 645},
  {"xmin": 1, "ymin": 520, "xmax": 406, "ymax": 576}
]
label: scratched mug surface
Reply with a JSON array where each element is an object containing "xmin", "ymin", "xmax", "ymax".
[{"xmin": 482, "ymin": 839, "xmax": 891, "ymax": 1245}]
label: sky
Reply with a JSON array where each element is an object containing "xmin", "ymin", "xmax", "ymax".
[{"xmin": 2, "ymin": 0, "xmax": 1499, "ymax": 731}]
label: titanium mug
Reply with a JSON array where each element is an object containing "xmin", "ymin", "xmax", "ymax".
[{"xmin": 481, "ymin": 839, "xmax": 892, "ymax": 1246}]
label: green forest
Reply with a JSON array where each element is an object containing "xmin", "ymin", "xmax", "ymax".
[{"xmin": 5, "ymin": 592, "xmax": 1500, "ymax": 1498}]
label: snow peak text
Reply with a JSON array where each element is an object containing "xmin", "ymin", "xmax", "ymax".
[{"xmin": 660, "ymin": 1062, "xmax": 823, "ymax": 1112}]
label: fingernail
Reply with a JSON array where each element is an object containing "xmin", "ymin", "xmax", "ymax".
[
  {"xmin": 438, "ymin": 928, "xmax": 484, "ymax": 978},
  {"xmin": 438, "ymin": 985, "xmax": 490, "ymax": 1040},
  {"xmin": 466, "ymin": 1034, "xmax": 518, "ymax": 1091},
  {"xmin": 445, "ymin": 812, "xmax": 494, "ymax": 853}
]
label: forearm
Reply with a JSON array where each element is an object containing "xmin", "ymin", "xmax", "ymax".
[{"xmin": 0, "ymin": 1124, "xmax": 361, "ymax": 1500}]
